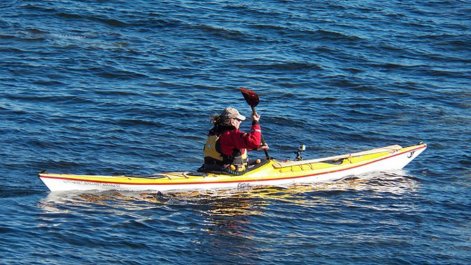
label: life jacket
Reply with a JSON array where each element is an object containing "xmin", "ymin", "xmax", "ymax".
[
  {"xmin": 203, "ymin": 135, "xmax": 224, "ymax": 164},
  {"xmin": 231, "ymin": 148, "xmax": 248, "ymax": 171},
  {"xmin": 203, "ymin": 134, "xmax": 248, "ymax": 171}
]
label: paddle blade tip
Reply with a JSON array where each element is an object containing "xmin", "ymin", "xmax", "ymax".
[{"xmin": 240, "ymin": 87, "xmax": 260, "ymax": 107}]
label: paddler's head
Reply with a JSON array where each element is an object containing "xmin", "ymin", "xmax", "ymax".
[{"xmin": 220, "ymin": 107, "xmax": 246, "ymax": 129}]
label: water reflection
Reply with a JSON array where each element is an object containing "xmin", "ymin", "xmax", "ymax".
[{"xmin": 36, "ymin": 171, "xmax": 419, "ymax": 263}]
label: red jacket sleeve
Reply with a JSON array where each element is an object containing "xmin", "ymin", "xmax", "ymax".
[{"xmin": 219, "ymin": 122, "xmax": 262, "ymax": 156}]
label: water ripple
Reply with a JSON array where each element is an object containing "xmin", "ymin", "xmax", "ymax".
[{"xmin": 1, "ymin": 0, "xmax": 470, "ymax": 264}]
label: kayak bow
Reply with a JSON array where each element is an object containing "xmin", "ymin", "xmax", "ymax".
[{"xmin": 38, "ymin": 143, "xmax": 426, "ymax": 192}]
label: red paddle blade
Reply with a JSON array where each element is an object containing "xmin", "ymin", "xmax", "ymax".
[{"xmin": 240, "ymin": 87, "xmax": 259, "ymax": 107}]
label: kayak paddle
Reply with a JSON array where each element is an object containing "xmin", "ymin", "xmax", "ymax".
[{"xmin": 240, "ymin": 87, "xmax": 270, "ymax": 160}]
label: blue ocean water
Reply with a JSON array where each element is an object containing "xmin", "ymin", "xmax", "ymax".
[{"xmin": 1, "ymin": 0, "xmax": 470, "ymax": 264}]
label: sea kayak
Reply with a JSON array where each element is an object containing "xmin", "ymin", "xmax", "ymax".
[{"xmin": 38, "ymin": 143, "xmax": 426, "ymax": 192}]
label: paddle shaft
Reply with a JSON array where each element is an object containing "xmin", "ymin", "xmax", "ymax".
[{"xmin": 250, "ymin": 106, "xmax": 270, "ymax": 159}]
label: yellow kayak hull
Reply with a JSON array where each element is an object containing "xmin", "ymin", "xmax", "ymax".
[{"xmin": 38, "ymin": 143, "xmax": 426, "ymax": 192}]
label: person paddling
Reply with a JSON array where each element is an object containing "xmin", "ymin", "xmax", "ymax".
[{"xmin": 199, "ymin": 107, "xmax": 268, "ymax": 173}]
